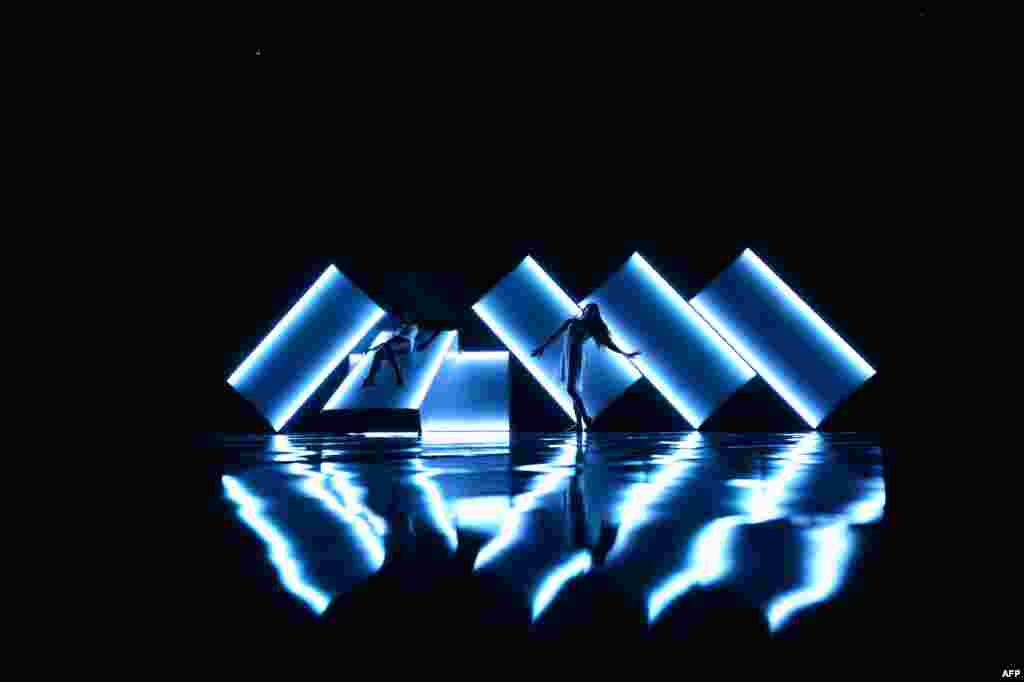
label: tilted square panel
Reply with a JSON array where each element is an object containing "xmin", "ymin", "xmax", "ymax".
[
  {"xmin": 691, "ymin": 250, "xmax": 876, "ymax": 428},
  {"xmin": 228, "ymin": 266, "xmax": 385, "ymax": 431}
]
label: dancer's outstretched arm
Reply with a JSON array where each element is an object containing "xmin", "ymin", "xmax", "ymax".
[
  {"xmin": 601, "ymin": 334, "xmax": 641, "ymax": 358},
  {"xmin": 531, "ymin": 319, "xmax": 571, "ymax": 356},
  {"xmin": 415, "ymin": 329, "xmax": 441, "ymax": 352}
]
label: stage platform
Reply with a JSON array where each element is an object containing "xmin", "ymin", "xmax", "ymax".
[{"xmin": 215, "ymin": 431, "xmax": 887, "ymax": 646}]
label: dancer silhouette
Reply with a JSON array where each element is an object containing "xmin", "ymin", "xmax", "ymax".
[
  {"xmin": 363, "ymin": 313, "xmax": 419, "ymax": 387},
  {"xmin": 532, "ymin": 303, "xmax": 640, "ymax": 433}
]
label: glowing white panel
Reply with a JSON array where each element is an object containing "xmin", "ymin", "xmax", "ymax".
[
  {"xmin": 421, "ymin": 431, "xmax": 511, "ymax": 445},
  {"xmin": 473, "ymin": 257, "xmax": 642, "ymax": 422},
  {"xmin": 581, "ymin": 254, "xmax": 755, "ymax": 427},
  {"xmin": 691, "ymin": 250, "xmax": 875, "ymax": 428},
  {"xmin": 350, "ymin": 432, "xmax": 420, "ymax": 438},
  {"xmin": 322, "ymin": 331, "xmax": 457, "ymax": 411},
  {"xmin": 532, "ymin": 550, "xmax": 592, "ymax": 621},
  {"xmin": 420, "ymin": 352, "xmax": 510, "ymax": 432},
  {"xmin": 222, "ymin": 475, "xmax": 331, "ymax": 614},
  {"xmin": 227, "ymin": 266, "xmax": 385, "ymax": 431}
]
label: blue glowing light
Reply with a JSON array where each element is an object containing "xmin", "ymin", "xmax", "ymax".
[
  {"xmin": 421, "ymin": 431, "xmax": 511, "ymax": 445},
  {"xmin": 648, "ymin": 516, "xmax": 745, "ymax": 623},
  {"xmin": 421, "ymin": 352, "xmax": 510, "ymax": 433},
  {"xmin": 766, "ymin": 523, "xmax": 852, "ymax": 631},
  {"xmin": 453, "ymin": 496, "xmax": 512, "ymax": 532},
  {"xmin": 351, "ymin": 432, "xmax": 420, "ymax": 438},
  {"xmin": 846, "ymin": 482, "xmax": 886, "ymax": 525},
  {"xmin": 411, "ymin": 331, "xmax": 458, "ymax": 407},
  {"xmin": 691, "ymin": 250, "xmax": 876, "ymax": 428},
  {"xmin": 765, "ymin": 476, "xmax": 886, "ymax": 631},
  {"xmin": 647, "ymin": 433, "xmax": 822, "ymax": 622},
  {"xmin": 228, "ymin": 266, "xmax": 385, "ymax": 432},
  {"xmin": 222, "ymin": 475, "xmax": 331, "ymax": 614},
  {"xmin": 475, "ymin": 439, "xmax": 579, "ymax": 570},
  {"xmin": 473, "ymin": 256, "xmax": 641, "ymax": 423},
  {"xmin": 610, "ymin": 432, "xmax": 703, "ymax": 558},
  {"xmin": 295, "ymin": 467, "xmax": 387, "ymax": 570},
  {"xmin": 745, "ymin": 250, "xmax": 875, "ymax": 380},
  {"xmin": 532, "ymin": 550, "xmax": 593, "ymax": 621},
  {"xmin": 474, "ymin": 302, "xmax": 576, "ymax": 419},
  {"xmin": 412, "ymin": 459, "xmax": 458, "ymax": 552},
  {"xmin": 581, "ymin": 254, "xmax": 755, "ymax": 427}
]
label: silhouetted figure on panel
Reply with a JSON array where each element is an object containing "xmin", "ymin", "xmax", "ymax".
[{"xmin": 363, "ymin": 313, "xmax": 419, "ymax": 387}]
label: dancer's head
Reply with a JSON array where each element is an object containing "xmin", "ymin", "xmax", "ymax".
[{"xmin": 583, "ymin": 303, "xmax": 617, "ymax": 350}]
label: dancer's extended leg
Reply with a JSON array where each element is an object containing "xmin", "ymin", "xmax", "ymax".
[{"xmin": 385, "ymin": 342, "xmax": 404, "ymax": 385}]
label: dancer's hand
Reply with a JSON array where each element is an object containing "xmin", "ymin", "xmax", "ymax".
[
  {"xmin": 531, "ymin": 347, "xmax": 544, "ymax": 357},
  {"xmin": 626, "ymin": 351, "xmax": 642, "ymax": 358}
]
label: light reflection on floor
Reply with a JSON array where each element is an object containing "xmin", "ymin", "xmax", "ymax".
[{"xmin": 215, "ymin": 431, "xmax": 884, "ymax": 631}]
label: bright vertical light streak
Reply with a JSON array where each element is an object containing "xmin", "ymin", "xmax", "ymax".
[
  {"xmin": 473, "ymin": 298, "xmax": 577, "ymax": 419},
  {"xmin": 744, "ymin": 250, "xmax": 875, "ymax": 381},
  {"xmin": 611, "ymin": 432, "xmax": 703, "ymax": 557},
  {"xmin": 475, "ymin": 440, "xmax": 579, "ymax": 570},
  {"xmin": 329, "ymin": 469, "xmax": 390, "ymax": 537},
  {"xmin": 297, "ymin": 470, "xmax": 386, "ymax": 570},
  {"xmin": 766, "ymin": 523, "xmax": 852, "ymax": 631},
  {"xmin": 647, "ymin": 433, "xmax": 821, "ymax": 622},
  {"xmin": 765, "ymin": 476, "xmax": 885, "ymax": 631},
  {"xmin": 739, "ymin": 433, "xmax": 821, "ymax": 525},
  {"xmin": 412, "ymin": 459, "xmax": 458, "ymax": 552},
  {"xmin": 648, "ymin": 516, "xmax": 746, "ymax": 622},
  {"xmin": 532, "ymin": 550, "xmax": 592, "ymax": 621},
  {"xmin": 222, "ymin": 475, "xmax": 331, "ymax": 614}
]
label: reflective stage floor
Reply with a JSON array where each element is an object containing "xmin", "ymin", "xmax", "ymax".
[{"xmin": 212, "ymin": 431, "xmax": 888, "ymax": 655}]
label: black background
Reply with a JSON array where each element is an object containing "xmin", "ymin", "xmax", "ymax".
[{"xmin": 148, "ymin": 28, "xmax": 952, "ymax": 668}]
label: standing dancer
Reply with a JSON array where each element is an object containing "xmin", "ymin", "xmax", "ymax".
[{"xmin": 531, "ymin": 303, "xmax": 641, "ymax": 433}]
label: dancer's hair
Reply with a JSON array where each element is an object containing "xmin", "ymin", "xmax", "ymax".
[{"xmin": 581, "ymin": 303, "xmax": 615, "ymax": 350}]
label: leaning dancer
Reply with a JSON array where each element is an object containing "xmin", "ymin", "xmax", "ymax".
[{"xmin": 531, "ymin": 303, "xmax": 641, "ymax": 433}]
